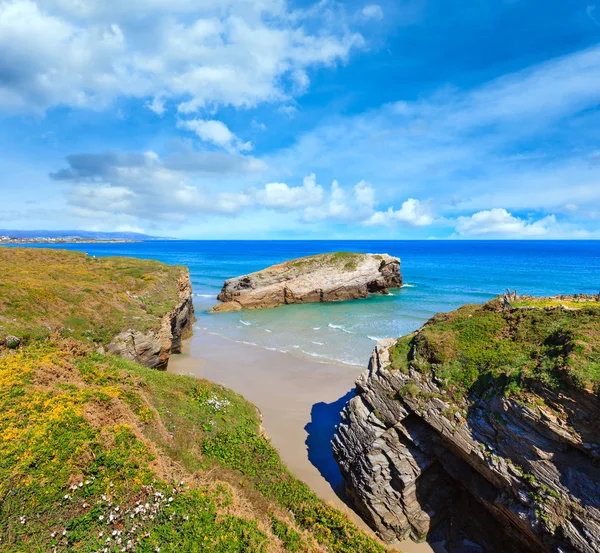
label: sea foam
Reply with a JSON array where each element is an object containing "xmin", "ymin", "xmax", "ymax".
[{"xmin": 328, "ymin": 323, "xmax": 353, "ymax": 334}]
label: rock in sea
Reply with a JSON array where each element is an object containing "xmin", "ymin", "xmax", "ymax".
[{"xmin": 211, "ymin": 252, "xmax": 402, "ymax": 312}]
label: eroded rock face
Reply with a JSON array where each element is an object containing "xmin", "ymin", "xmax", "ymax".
[
  {"xmin": 211, "ymin": 252, "xmax": 402, "ymax": 312},
  {"xmin": 333, "ymin": 341, "xmax": 600, "ymax": 553},
  {"xmin": 105, "ymin": 270, "xmax": 194, "ymax": 370}
]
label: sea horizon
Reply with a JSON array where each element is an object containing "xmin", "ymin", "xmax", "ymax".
[{"xmin": 7, "ymin": 239, "xmax": 600, "ymax": 367}]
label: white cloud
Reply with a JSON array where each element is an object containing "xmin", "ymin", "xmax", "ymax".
[
  {"xmin": 50, "ymin": 150, "xmax": 269, "ymax": 221},
  {"xmin": 365, "ymin": 199, "xmax": 434, "ymax": 227},
  {"xmin": 455, "ymin": 209, "xmax": 558, "ymax": 238},
  {"xmin": 177, "ymin": 119, "xmax": 252, "ymax": 152},
  {"xmin": 264, "ymin": 44, "xmax": 600, "ymax": 233},
  {"xmin": 50, "ymin": 151, "xmax": 436, "ymax": 231},
  {"xmin": 115, "ymin": 223, "xmax": 146, "ymax": 234},
  {"xmin": 254, "ymin": 173, "xmax": 325, "ymax": 210},
  {"xmin": 303, "ymin": 180, "xmax": 348, "ymax": 220},
  {"xmin": 302, "ymin": 179, "xmax": 378, "ymax": 221},
  {"xmin": 71, "ymin": 185, "xmax": 136, "ymax": 212},
  {"xmin": 146, "ymin": 96, "xmax": 167, "ymax": 116},
  {"xmin": 361, "ymin": 4, "xmax": 383, "ymax": 20},
  {"xmin": 354, "ymin": 180, "xmax": 376, "ymax": 210},
  {"xmin": 278, "ymin": 105, "xmax": 298, "ymax": 117},
  {"xmin": 0, "ymin": 0, "xmax": 364, "ymax": 114}
]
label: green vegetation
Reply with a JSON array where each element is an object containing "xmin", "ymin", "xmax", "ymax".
[
  {"xmin": 512, "ymin": 297, "xmax": 600, "ymax": 309},
  {"xmin": 0, "ymin": 248, "xmax": 185, "ymax": 345},
  {"xmin": 286, "ymin": 252, "xmax": 364, "ymax": 273},
  {"xmin": 390, "ymin": 298, "xmax": 600, "ymax": 401},
  {"xmin": 0, "ymin": 248, "xmax": 388, "ymax": 553}
]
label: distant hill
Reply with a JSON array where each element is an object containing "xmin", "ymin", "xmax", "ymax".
[{"xmin": 0, "ymin": 229, "xmax": 169, "ymax": 240}]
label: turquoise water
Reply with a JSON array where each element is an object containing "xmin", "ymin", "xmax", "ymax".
[{"xmin": 9, "ymin": 240, "xmax": 600, "ymax": 366}]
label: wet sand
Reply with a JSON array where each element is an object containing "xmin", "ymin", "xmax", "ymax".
[{"xmin": 169, "ymin": 329, "xmax": 441, "ymax": 553}]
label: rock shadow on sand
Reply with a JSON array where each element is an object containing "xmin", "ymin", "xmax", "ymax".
[{"xmin": 304, "ymin": 388, "xmax": 355, "ymax": 497}]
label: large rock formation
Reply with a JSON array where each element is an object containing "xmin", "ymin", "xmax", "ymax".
[
  {"xmin": 105, "ymin": 270, "xmax": 194, "ymax": 370},
  {"xmin": 211, "ymin": 252, "xmax": 402, "ymax": 312},
  {"xmin": 333, "ymin": 296, "xmax": 600, "ymax": 553}
]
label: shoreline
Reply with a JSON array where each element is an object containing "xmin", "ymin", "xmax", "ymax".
[
  {"xmin": 0, "ymin": 239, "xmax": 141, "ymax": 244},
  {"xmin": 169, "ymin": 329, "xmax": 440, "ymax": 553}
]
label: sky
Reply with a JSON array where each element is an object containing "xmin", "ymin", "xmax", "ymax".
[{"xmin": 1, "ymin": 0, "xmax": 600, "ymax": 239}]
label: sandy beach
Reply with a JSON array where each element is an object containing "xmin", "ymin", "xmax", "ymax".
[{"xmin": 169, "ymin": 329, "xmax": 442, "ymax": 553}]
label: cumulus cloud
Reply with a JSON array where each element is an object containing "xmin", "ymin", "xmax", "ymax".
[
  {"xmin": 303, "ymin": 179, "xmax": 377, "ymax": 221},
  {"xmin": 455, "ymin": 209, "xmax": 558, "ymax": 238},
  {"xmin": 49, "ymin": 150, "xmax": 436, "ymax": 231},
  {"xmin": 146, "ymin": 96, "xmax": 167, "ymax": 116},
  {"xmin": 254, "ymin": 173, "xmax": 324, "ymax": 210},
  {"xmin": 50, "ymin": 150, "xmax": 268, "ymax": 221},
  {"xmin": 177, "ymin": 119, "xmax": 252, "ymax": 152},
  {"xmin": 361, "ymin": 4, "xmax": 383, "ymax": 20},
  {"xmin": 51, "ymin": 152, "xmax": 331, "ymax": 221},
  {"xmin": 0, "ymin": 0, "xmax": 364, "ymax": 114},
  {"xmin": 365, "ymin": 199, "xmax": 434, "ymax": 227},
  {"xmin": 354, "ymin": 180, "xmax": 376, "ymax": 210}
]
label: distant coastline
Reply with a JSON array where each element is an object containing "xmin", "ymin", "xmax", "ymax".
[{"xmin": 0, "ymin": 236, "xmax": 140, "ymax": 244}]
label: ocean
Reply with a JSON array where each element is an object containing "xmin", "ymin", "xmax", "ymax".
[{"xmin": 11, "ymin": 240, "xmax": 600, "ymax": 367}]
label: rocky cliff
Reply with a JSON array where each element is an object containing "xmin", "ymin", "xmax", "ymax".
[
  {"xmin": 333, "ymin": 296, "xmax": 600, "ymax": 553},
  {"xmin": 0, "ymin": 248, "xmax": 194, "ymax": 370},
  {"xmin": 104, "ymin": 270, "xmax": 194, "ymax": 369},
  {"xmin": 211, "ymin": 252, "xmax": 402, "ymax": 312}
]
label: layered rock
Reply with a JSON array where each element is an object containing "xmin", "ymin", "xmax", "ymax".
[
  {"xmin": 211, "ymin": 252, "xmax": 402, "ymax": 312},
  {"xmin": 105, "ymin": 270, "xmax": 194, "ymax": 370},
  {"xmin": 333, "ymin": 298, "xmax": 600, "ymax": 553}
]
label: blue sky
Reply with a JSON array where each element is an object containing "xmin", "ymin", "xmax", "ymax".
[{"xmin": 1, "ymin": 0, "xmax": 600, "ymax": 239}]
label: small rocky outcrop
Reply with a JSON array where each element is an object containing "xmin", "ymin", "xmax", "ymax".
[
  {"xmin": 4, "ymin": 336, "xmax": 20, "ymax": 349},
  {"xmin": 211, "ymin": 252, "xmax": 402, "ymax": 312},
  {"xmin": 104, "ymin": 271, "xmax": 194, "ymax": 370},
  {"xmin": 333, "ymin": 297, "xmax": 600, "ymax": 553}
]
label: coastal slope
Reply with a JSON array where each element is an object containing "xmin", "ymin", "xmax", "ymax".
[
  {"xmin": 0, "ymin": 247, "xmax": 193, "ymax": 369},
  {"xmin": 333, "ymin": 295, "xmax": 600, "ymax": 553},
  {"xmin": 212, "ymin": 252, "xmax": 402, "ymax": 312},
  {"xmin": 0, "ymin": 247, "xmax": 389, "ymax": 553}
]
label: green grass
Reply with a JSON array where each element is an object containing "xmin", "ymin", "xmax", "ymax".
[
  {"xmin": 0, "ymin": 340, "xmax": 387, "ymax": 553},
  {"xmin": 0, "ymin": 249, "xmax": 389, "ymax": 553},
  {"xmin": 390, "ymin": 298, "xmax": 600, "ymax": 401},
  {"xmin": 0, "ymin": 341, "xmax": 265, "ymax": 553},
  {"xmin": 512, "ymin": 297, "xmax": 600, "ymax": 309},
  {"xmin": 285, "ymin": 252, "xmax": 365, "ymax": 274},
  {"xmin": 0, "ymin": 247, "xmax": 186, "ymax": 346}
]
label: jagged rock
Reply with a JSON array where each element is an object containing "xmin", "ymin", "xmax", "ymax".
[
  {"xmin": 333, "ymin": 298, "xmax": 600, "ymax": 553},
  {"xmin": 5, "ymin": 335, "xmax": 20, "ymax": 349},
  {"xmin": 106, "ymin": 271, "xmax": 194, "ymax": 370},
  {"xmin": 211, "ymin": 252, "xmax": 402, "ymax": 312}
]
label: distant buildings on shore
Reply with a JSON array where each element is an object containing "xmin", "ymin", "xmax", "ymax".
[{"xmin": 0, "ymin": 236, "xmax": 136, "ymax": 244}]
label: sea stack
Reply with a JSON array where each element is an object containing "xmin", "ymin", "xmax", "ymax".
[{"xmin": 211, "ymin": 252, "xmax": 402, "ymax": 312}]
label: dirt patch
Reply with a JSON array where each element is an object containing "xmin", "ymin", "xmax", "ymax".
[{"xmin": 32, "ymin": 359, "xmax": 86, "ymax": 388}]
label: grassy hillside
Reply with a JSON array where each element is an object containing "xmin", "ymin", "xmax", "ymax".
[
  {"xmin": 0, "ymin": 248, "xmax": 387, "ymax": 553},
  {"xmin": 0, "ymin": 248, "xmax": 184, "ymax": 345},
  {"xmin": 390, "ymin": 295, "xmax": 600, "ymax": 401}
]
